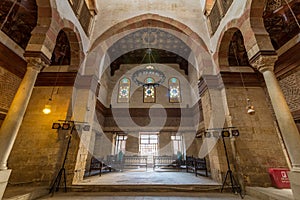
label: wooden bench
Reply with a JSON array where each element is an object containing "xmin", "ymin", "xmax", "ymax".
[
  {"xmin": 186, "ymin": 156, "xmax": 208, "ymax": 177},
  {"xmin": 106, "ymin": 154, "xmax": 122, "ymax": 171},
  {"xmin": 153, "ymin": 155, "xmax": 179, "ymax": 170},
  {"xmin": 89, "ymin": 157, "xmax": 111, "ymax": 176},
  {"xmin": 122, "ymin": 155, "xmax": 148, "ymax": 170}
]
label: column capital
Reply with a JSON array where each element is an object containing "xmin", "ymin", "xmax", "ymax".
[
  {"xmin": 249, "ymin": 51, "xmax": 278, "ymax": 73},
  {"xmin": 25, "ymin": 57, "xmax": 48, "ymax": 72}
]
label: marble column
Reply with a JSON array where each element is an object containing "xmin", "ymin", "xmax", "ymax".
[
  {"xmin": 0, "ymin": 57, "xmax": 45, "ymax": 170},
  {"xmin": 0, "ymin": 57, "xmax": 45, "ymax": 199},
  {"xmin": 251, "ymin": 54, "xmax": 300, "ymax": 200}
]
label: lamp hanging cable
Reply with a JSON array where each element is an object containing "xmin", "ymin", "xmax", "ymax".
[
  {"xmin": 43, "ymin": 44, "xmax": 67, "ymax": 114},
  {"xmin": 232, "ymin": 38, "xmax": 255, "ymax": 115}
]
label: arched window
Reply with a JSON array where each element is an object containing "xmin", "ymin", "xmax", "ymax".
[
  {"xmin": 143, "ymin": 77, "xmax": 156, "ymax": 103},
  {"xmin": 169, "ymin": 77, "xmax": 181, "ymax": 103},
  {"xmin": 118, "ymin": 77, "xmax": 130, "ymax": 103}
]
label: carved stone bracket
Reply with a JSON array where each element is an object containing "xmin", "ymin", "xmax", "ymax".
[
  {"xmin": 25, "ymin": 57, "xmax": 48, "ymax": 72},
  {"xmin": 249, "ymin": 51, "xmax": 278, "ymax": 73}
]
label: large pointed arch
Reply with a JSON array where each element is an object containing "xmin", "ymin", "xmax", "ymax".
[{"xmin": 90, "ymin": 13, "xmax": 208, "ymax": 52}]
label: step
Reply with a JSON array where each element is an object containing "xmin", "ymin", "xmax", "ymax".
[
  {"xmin": 70, "ymin": 184, "xmax": 223, "ymax": 193},
  {"xmin": 3, "ymin": 186, "xmax": 49, "ymax": 200},
  {"xmin": 246, "ymin": 186, "xmax": 294, "ymax": 200}
]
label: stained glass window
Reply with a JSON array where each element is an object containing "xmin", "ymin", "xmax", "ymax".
[
  {"xmin": 118, "ymin": 77, "xmax": 130, "ymax": 103},
  {"xmin": 169, "ymin": 77, "xmax": 181, "ymax": 103},
  {"xmin": 143, "ymin": 77, "xmax": 156, "ymax": 103}
]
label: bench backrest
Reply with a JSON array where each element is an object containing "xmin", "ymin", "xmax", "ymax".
[
  {"xmin": 123, "ymin": 155, "xmax": 148, "ymax": 164},
  {"xmin": 153, "ymin": 155, "xmax": 175, "ymax": 164}
]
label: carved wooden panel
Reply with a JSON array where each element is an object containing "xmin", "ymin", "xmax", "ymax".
[
  {"xmin": 264, "ymin": 0, "xmax": 300, "ymax": 49},
  {"xmin": 221, "ymin": 0, "xmax": 234, "ymax": 15},
  {"xmin": 79, "ymin": 1, "xmax": 92, "ymax": 35},
  {"xmin": 68, "ymin": 0, "xmax": 81, "ymax": 14},
  {"xmin": 0, "ymin": 0, "xmax": 37, "ymax": 49},
  {"xmin": 208, "ymin": 2, "xmax": 221, "ymax": 34}
]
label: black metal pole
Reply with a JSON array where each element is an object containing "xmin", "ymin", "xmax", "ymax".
[
  {"xmin": 49, "ymin": 125, "xmax": 74, "ymax": 195},
  {"xmin": 222, "ymin": 136, "xmax": 231, "ymax": 171},
  {"xmin": 221, "ymin": 136, "xmax": 243, "ymax": 199}
]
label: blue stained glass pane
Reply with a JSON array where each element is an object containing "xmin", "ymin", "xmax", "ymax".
[
  {"xmin": 146, "ymin": 77, "xmax": 154, "ymax": 83},
  {"xmin": 122, "ymin": 78, "xmax": 129, "ymax": 83},
  {"xmin": 171, "ymin": 78, "xmax": 177, "ymax": 83},
  {"xmin": 171, "ymin": 88, "xmax": 178, "ymax": 95}
]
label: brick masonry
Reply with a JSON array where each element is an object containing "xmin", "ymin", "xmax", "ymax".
[
  {"xmin": 0, "ymin": 67, "xmax": 21, "ymax": 114},
  {"xmin": 279, "ymin": 69, "xmax": 300, "ymax": 113}
]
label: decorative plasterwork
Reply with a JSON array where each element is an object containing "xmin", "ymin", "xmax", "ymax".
[{"xmin": 108, "ymin": 28, "xmax": 191, "ymax": 76}]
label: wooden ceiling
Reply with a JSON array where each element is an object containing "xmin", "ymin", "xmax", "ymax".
[{"xmin": 110, "ymin": 48, "xmax": 189, "ymax": 76}]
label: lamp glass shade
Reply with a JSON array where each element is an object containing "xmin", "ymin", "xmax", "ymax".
[{"xmin": 43, "ymin": 105, "xmax": 51, "ymax": 114}]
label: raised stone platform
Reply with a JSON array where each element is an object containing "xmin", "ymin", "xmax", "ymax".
[
  {"xmin": 3, "ymin": 186, "xmax": 48, "ymax": 200},
  {"xmin": 246, "ymin": 186, "xmax": 294, "ymax": 200},
  {"xmin": 70, "ymin": 184, "xmax": 222, "ymax": 193}
]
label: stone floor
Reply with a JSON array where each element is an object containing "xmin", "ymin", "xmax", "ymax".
[
  {"xmin": 81, "ymin": 168, "xmax": 217, "ymax": 185},
  {"xmin": 40, "ymin": 192, "xmax": 257, "ymax": 200}
]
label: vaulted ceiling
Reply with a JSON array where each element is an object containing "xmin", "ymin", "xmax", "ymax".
[{"xmin": 108, "ymin": 28, "xmax": 192, "ymax": 76}]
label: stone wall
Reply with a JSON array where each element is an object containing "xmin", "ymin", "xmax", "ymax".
[
  {"xmin": 7, "ymin": 87, "xmax": 78, "ymax": 186},
  {"xmin": 226, "ymin": 87, "xmax": 288, "ymax": 186}
]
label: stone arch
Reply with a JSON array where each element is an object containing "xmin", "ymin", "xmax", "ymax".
[
  {"xmin": 214, "ymin": 0, "xmax": 275, "ymax": 65},
  {"xmin": 215, "ymin": 4, "xmax": 273, "ymax": 68},
  {"xmin": 60, "ymin": 27, "xmax": 84, "ymax": 71},
  {"xmin": 246, "ymin": 0, "xmax": 275, "ymax": 59},
  {"xmin": 26, "ymin": 2, "xmax": 84, "ymax": 69},
  {"xmin": 217, "ymin": 27, "xmax": 239, "ymax": 68},
  {"xmin": 89, "ymin": 13, "xmax": 213, "ymax": 78},
  {"xmin": 91, "ymin": 13, "xmax": 208, "ymax": 52},
  {"xmin": 71, "ymin": 13, "xmax": 216, "ymax": 183},
  {"xmin": 214, "ymin": 15, "xmax": 249, "ymax": 67},
  {"xmin": 218, "ymin": 27, "xmax": 252, "ymax": 69}
]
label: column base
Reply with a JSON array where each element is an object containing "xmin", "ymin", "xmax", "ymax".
[
  {"xmin": 288, "ymin": 170, "xmax": 300, "ymax": 200},
  {"xmin": 0, "ymin": 169, "xmax": 11, "ymax": 200}
]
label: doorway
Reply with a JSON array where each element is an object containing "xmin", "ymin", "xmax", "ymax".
[{"xmin": 139, "ymin": 132, "xmax": 159, "ymax": 165}]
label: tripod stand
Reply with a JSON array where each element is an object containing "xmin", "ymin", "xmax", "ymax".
[
  {"xmin": 221, "ymin": 136, "xmax": 243, "ymax": 199},
  {"xmin": 49, "ymin": 126, "xmax": 74, "ymax": 195}
]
